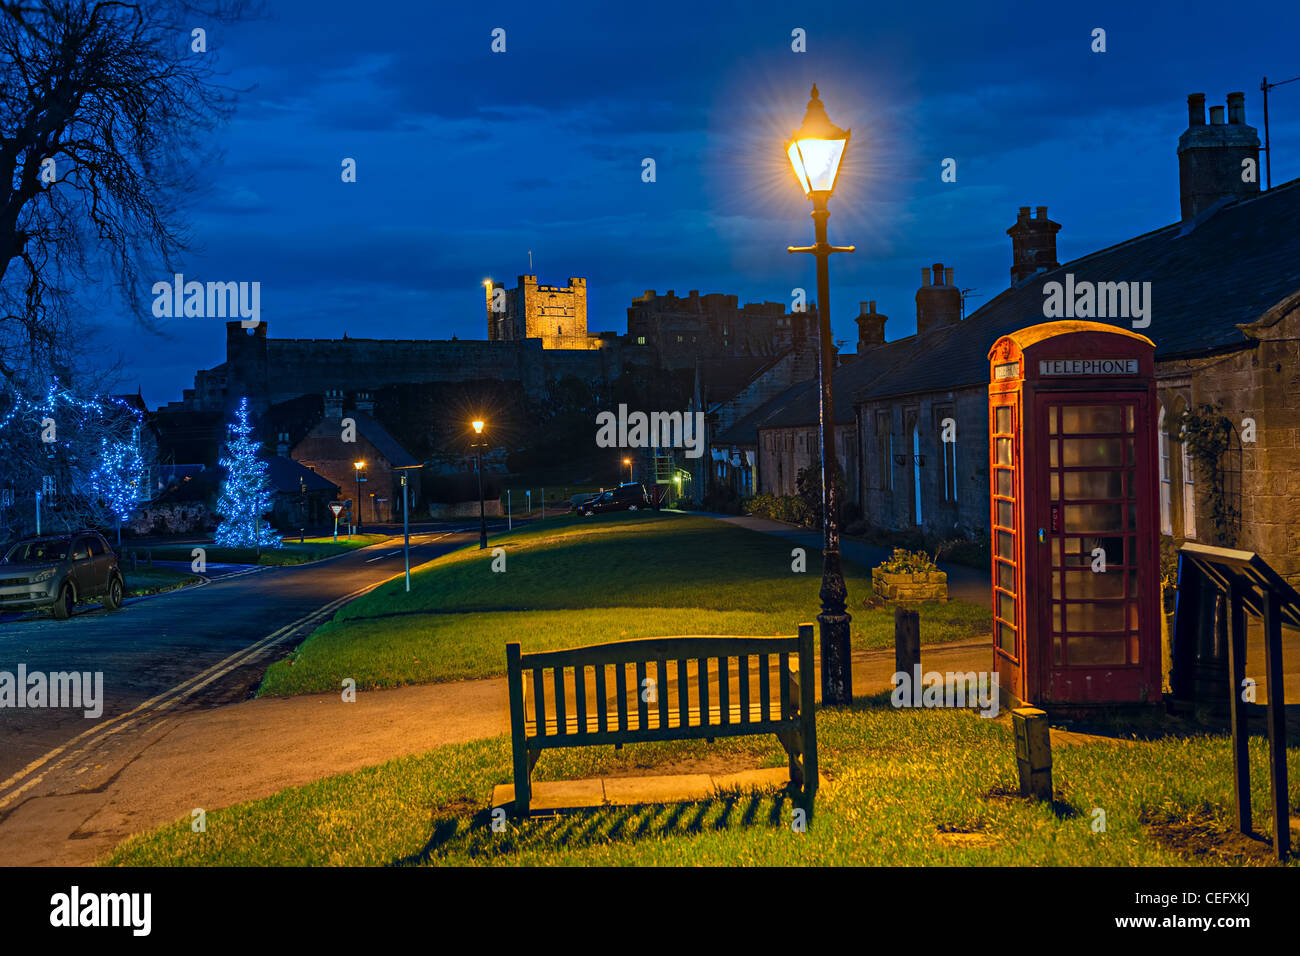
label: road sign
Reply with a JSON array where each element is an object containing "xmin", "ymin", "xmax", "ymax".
[{"xmin": 329, "ymin": 502, "xmax": 344, "ymax": 517}]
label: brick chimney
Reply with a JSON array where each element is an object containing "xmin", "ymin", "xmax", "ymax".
[
  {"xmin": 323, "ymin": 389, "xmax": 343, "ymax": 420},
  {"xmin": 1178, "ymin": 91, "xmax": 1259, "ymax": 220},
  {"xmin": 856, "ymin": 301, "xmax": 887, "ymax": 351},
  {"xmin": 915, "ymin": 263, "xmax": 961, "ymax": 335},
  {"xmin": 1006, "ymin": 206, "xmax": 1062, "ymax": 286}
]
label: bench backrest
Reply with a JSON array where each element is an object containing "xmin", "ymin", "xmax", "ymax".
[{"xmin": 506, "ymin": 628, "xmax": 814, "ymax": 747}]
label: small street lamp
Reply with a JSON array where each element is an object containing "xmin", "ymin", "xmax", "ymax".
[
  {"xmin": 623, "ymin": 457, "xmax": 633, "ymax": 482},
  {"xmin": 354, "ymin": 460, "xmax": 365, "ymax": 533},
  {"xmin": 786, "ymin": 83, "xmax": 855, "ymax": 706},
  {"xmin": 471, "ymin": 420, "xmax": 488, "ymax": 550}
]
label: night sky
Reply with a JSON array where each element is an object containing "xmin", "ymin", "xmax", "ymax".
[{"xmin": 98, "ymin": 0, "xmax": 1300, "ymax": 406}]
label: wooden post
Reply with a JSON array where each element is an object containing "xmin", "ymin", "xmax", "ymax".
[
  {"xmin": 894, "ymin": 606, "xmax": 920, "ymax": 679},
  {"xmin": 1226, "ymin": 581, "xmax": 1251, "ymax": 836},
  {"xmin": 505, "ymin": 642, "xmax": 530, "ymax": 817},
  {"xmin": 1262, "ymin": 591, "xmax": 1290, "ymax": 861},
  {"xmin": 798, "ymin": 623, "xmax": 818, "ymax": 809},
  {"xmin": 1012, "ymin": 707, "xmax": 1052, "ymax": 801}
]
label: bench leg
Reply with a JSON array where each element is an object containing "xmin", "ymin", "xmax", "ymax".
[{"xmin": 776, "ymin": 729, "xmax": 804, "ymax": 788}]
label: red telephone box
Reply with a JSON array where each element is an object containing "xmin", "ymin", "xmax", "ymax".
[{"xmin": 988, "ymin": 321, "xmax": 1162, "ymax": 708}]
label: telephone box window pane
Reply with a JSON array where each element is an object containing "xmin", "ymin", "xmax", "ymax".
[
  {"xmin": 996, "ymin": 530, "xmax": 1015, "ymax": 558},
  {"xmin": 1063, "ymin": 438, "xmax": 1123, "ymax": 467},
  {"xmin": 998, "ymin": 622, "xmax": 1016, "ymax": 654},
  {"xmin": 1052, "ymin": 574, "xmax": 1062, "ymax": 599},
  {"xmin": 1048, "ymin": 410, "xmax": 1058, "ymax": 436},
  {"xmin": 1049, "ymin": 442, "xmax": 1058, "ymax": 467},
  {"xmin": 1052, "ymin": 604, "xmax": 1062, "ymax": 634},
  {"xmin": 1064, "ymin": 503, "xmax": 1125, "ymax": 533},
  {"xmin": 996, "ymin": 469, "xmax": 1012, "ymax": 497},
  {"xmin": 996, "ymin": 437, "xmax": 1012, "ymax": 465},
  {"xmin": 1065, "ymin": 634, "xmax": 1126, "ymax": 665},
  {"xmin": 996, "ymin": 499, "xmax": 1015, "ymax": 529},
  {"xmin": 1069, "ymin": 570, "xmax": 1126, "ymax": 599},
  {"xmin": 995, "ymin": 406, "xmax": 1011, "ymax": 434},
  {"xmin": 1069, "ymin": 602, "xmax": 1127, "ymax": 632},
  {"xmin": 1125, "ymin": 438, "xmax": 1135, "ymax": 464},
  {"xmin": 998, "ymin": 592, "xmax": 1015, "ymax": 622},
  {"xmin": 1064, "ymin": 470, "xmax": 1124, "ymax": 499},
  {"xmin": 1128, "ymin": 632, "xmax": 1140, "ymax": 664},
  {"xmin": 997, "ymin": 561, "xmax": 1015, "ymax": 593},
  {"xmin": 1062, "ymin": 405, "xmax": 1122, "ymax": 434},
  {"xmin": 1127, "ymin": 501, "xmax": 1138, "ymax": 528},
  {"xmin": 1126, "ymin": 406, "xmax": 1135, "ymax": 432},
  {"xmin": 1127, "ymin": 569, "xmax": 1140, "ymax": 596},
  {"xmin": 1053, "ymin": 636, "xmax": 1062, "ymax": 665}
]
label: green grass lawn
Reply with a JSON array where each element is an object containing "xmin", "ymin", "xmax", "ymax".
[
  {"xmin": 100, "ymin": 702, "xmax": 1300, "ymax": 866},
  {"xmin": 258, "ymin": 512, "xmax": 991, "ymax": 696},
  {"xmin": 145, "ymin": 534, "xmax": 389, "ymax": 567},
  {"xmin": 123, "ymin": 566, "xmax": 200, "ymax": 597}
]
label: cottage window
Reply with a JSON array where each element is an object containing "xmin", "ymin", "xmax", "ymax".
[
  {"xmin": 875, "ymin": 410, "xmax": 891, "ymax": 492},
  {"xmin": 935, "ymin": 405, "xmax": 957, "ymax": 504},
  {"xmin": 1180, "ymin": 431, "xmax": 1196, "ymax": 540},
  {"xmin": 912, "ymin": 422, "xmax": 923, "ymax": 526}
]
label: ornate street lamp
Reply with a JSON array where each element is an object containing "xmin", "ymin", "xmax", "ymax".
[
  {"xmin": 787, "ymin": 84, "xmax": 855, "ymax": 705},
  {"xmin": 472, "ymin": 420, "xmax": 488, "ymax": 549}
]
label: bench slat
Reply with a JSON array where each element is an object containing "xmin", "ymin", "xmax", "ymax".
[
  {"xmin": 520, "ymin": 635, "xmax": 800, "ymax": 670},
  {"xmin": 738, "ymin": 654, "xmax": 750, "ymax": 725},
  {"xmin": 676, "ymin": 659, "xmax": 688, "ymax": 730},
  {"xmin": 656, "ymin": 660, "xmax": 669, "ymax": 730},
  {"xmin": 779, "ymin": 653, "xmax": 791, "ymax": 722},
  {"xmin": 595, "ymin": 664, "xmax": 608, "ymax": 733},
  {"xmin": 532, "ymin": 667, "xmax": 546, "ymax": 738},
  {"xmin": 616, "ymin": 662, "xmax": 628, "ymax": 733},
  {"xmin": 759, "ymin": 653, "xmax": 770, "ymax": 723},
  {"xmin": 553, "ymin": 666, "xmax": 567, "ymax": 736},
  {"xmin": 525, "ymin": 701, "xmax": 780, "ymax": 737},
  {"xmin": 698, "ymin": 658, "xmax": 709, "ymax": 729},
  {"xmin": 574, "ymin": 665, "xmax": 587, "ymax": 734},
  {"xmin": 718, "ymin": 656, "xmax": 730, "ymax": 727},
  {"xmin": 635, "ymin": 661, "xmax": 649, "ymax": 731}
]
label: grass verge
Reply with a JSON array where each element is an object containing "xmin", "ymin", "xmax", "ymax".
[
  {"xmin": 123, "ymin": 566, "xmax": 200, "ymax": 597},
  {"xmin": 259, "ymin": 512, "xmax": 990, "ymax": 695},
  {"xmin": 145, "ymin": 534, "xmax": 389, "ymax": 567},
  {"xmin": 100, "ymin": 704, "xmax": 1299, "ymax": 866}
]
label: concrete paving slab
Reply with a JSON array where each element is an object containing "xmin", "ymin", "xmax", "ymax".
[
  {"xmin": 491, "ymin": 778, "xmax": 605, "ymax": 811},
  {"xmin": 711, "ymin": 767, "xmax": 792, "ymax": 793},
  {"xmin": 604, "ymin": 773, "xmax": 715, "ymax": 805}
]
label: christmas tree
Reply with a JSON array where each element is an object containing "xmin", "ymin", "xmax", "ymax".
[
  {"xmin": 91, "ymin": 425, "xmax": 146, "ymax": 545},
  {"xmin": 215, "ymin": 398, "xmax": 281, "ymax": 548}
]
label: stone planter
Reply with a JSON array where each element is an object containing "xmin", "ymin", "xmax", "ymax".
[{"xmin": 872, "ymin": 568, "xmax": 948, "ymax": 604}]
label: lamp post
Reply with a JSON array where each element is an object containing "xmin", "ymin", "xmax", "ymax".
[
  {"xmin": 786, "ymin": 83, "xmax": 855, "ymax": 706},
  {"xmin": 623, "ymin": 457, "xmax": 632, "ymax": 482},
  {"xmin": 472, "ymin": 420, "xmax": 488, "ymax": 549},
  {"xmin": 354, "ymin": 460, "xmax": 365, "ymax": 533}
]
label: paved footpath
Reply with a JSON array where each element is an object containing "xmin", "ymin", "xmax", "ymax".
[{"xmin": 0, "ymin": 638, "xmax": 992, "ymax": 866}]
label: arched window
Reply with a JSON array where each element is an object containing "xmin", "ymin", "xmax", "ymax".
[
  {"xmin": 1180, "ymin": 428, "xmax": 1196, "ymax": 540},
  {"xmin": 1158, "ymin": 406, "xmax": 1172, "ymax": 535},
  {"xmin": 912, "ymin": 422, "xmax": 923, "ymax": 526}
]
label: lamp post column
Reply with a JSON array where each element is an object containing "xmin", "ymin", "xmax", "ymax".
[
  {"xmin": 477, "ymin": 447, "xmax": 487, "ymax": 550},
  {"xmin": 810, "ymin": 193, "xmax": 852, "ymax": 706}
]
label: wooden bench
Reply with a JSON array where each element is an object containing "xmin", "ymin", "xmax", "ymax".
[{"xmin": 505, "ymin": 623, "xmax": 817, "ymax": 816}]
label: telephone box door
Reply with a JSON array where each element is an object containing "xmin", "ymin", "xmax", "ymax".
[{"xmin": 1034, "ymin": 394, "xmax": 1158, "ymax": 703}]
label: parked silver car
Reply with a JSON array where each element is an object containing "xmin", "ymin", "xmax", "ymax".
[{"xmin": 0, "ymin": 532, "xmax": 125, "ymax": 620}]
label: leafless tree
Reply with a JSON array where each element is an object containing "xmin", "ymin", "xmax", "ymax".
[{"xmin": 0, "ymin": 0, "xmax": 255, "ymax": 389}]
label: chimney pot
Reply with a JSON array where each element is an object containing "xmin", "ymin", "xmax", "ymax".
[
  {"xmin": 1227, "ymin": 91, "xmax": 1246, "ymax": 124},
  {"xmin": 1035, "ymin": 206, "xmax": 1048, "ymax": 219},
  {"xmin": 921, "ymin": 267, "xmax": 932, "ymax": 287},
  {"xmin": 944, "ymin": 267, "xmax": 954, "ymax": 287},
  {"xmin": 1018, "ymin": 206, "xmax": 1031, "ymax": 219},
  {"xmin": 1188, "ymin": 93, "xmax": 1206, "ymax": 126},
  {"xmin": 932, "ymin": 263, "xmax": 945, "ymax": 285},
  {"xmin": 1209, "ymin": 105, "xmax": 1225, "ymax": 125},
  {"xmin": 869, "ymin": 299, "xmax": 876, "ymax": 313}
]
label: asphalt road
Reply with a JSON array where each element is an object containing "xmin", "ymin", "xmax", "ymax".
[{"xmin": 0, "ymin": 527, "xmax": 480, "ymax": 784}]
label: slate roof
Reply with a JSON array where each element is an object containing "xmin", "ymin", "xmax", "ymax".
[
  {"xmin": 348, "ymin": 410, "xmax": 420, "ymax": 468},
  {"xmin": 858, "ymin": 177, "xmax": 1300, "ymax": 403},
  {"xmin": 266, "ymin": 456, "xmax": 340, "ymax": 495},
  {"xmin": 714, "ymin": 380, "xmax": 817, "ymax": 445}
]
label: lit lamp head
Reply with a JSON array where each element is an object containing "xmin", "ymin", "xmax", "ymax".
[
  {"xmin": 786, "ymin": 84, "xmax": 850, "ymax": 199},
  {"xmin": 472, "ymin": 420, "xmax": 485, "ymax": 435},
  {"xmin": 354, "ymin": 460, "xmax": 364, "ymax": 471}
]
